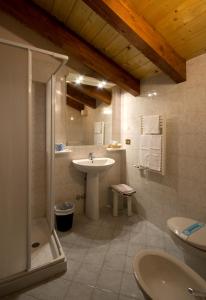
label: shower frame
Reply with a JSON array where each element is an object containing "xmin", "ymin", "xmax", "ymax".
[{"xmin": 0, "ymin": 38, "xmax": 68, "ymax": 295}]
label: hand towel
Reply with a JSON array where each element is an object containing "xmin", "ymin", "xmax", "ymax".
[
  {"xmin": 140, "ymin": 134, "xmax": 151, "ymax": 149},
  {"xmin": 139, "ymin": 149, "xmax": 150, "ymax": 168},
  {"xmin": 150, "ymin": 135, "xmax": 162, "ymax": 149},
  {"xmin": 94, "ymin": 121, "xmax": 104, "ymax": 134},
  {"xmin": 111, "ymin": 184, "xmax": 135, "ymax": 195},
  {"xmin": 143, "ymin": 115, "xmax": 160, "ymax": 134},
  {"xmin": 94, "ymin": 133, "xmax": 104, "ymax": 145},
  {"xmin": 139, "ymin": 134, "xmax": 162, "ymax": 171},
  {"xmin": 139, "ymin": 135, "xmax": 151, "ymax": 167},
  {"xmin": 149, "ymin": 149, "xmax": 161, "ymax": 171}
]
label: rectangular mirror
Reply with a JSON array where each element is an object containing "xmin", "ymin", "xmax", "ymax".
[{"xmin": 65, "ymin": 72, "xmax": 114, "ymax": 146}]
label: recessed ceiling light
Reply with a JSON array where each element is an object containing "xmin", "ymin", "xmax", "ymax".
[
  {"xmin": 97, "ymin": 80, "xmax": 107, "ymax": 89},
  {"xmin": 148, "ymin": 93, "xmax": 153, "ymax": 97},
  {"xmin": 75, "ymin": 75, "xmax": 84, "ymax": 85}
]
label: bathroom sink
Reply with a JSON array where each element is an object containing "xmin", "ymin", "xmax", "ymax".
[
  {"xmin": 133, "ymin": 249, "xmax": 206, "ymax": 300},
  {"xmin": 72, "ymin": 157, "xmax": 115, "ymax": 220},
  {"xmin": 72, "ymin": 157, "xmax": 115, "ymax": 173}
]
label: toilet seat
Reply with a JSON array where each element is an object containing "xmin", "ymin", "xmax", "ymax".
[{"xmin": 167, "ymin": 217, "xmax": 206, "ymax": 251}]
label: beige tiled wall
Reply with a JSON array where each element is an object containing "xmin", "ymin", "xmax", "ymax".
[{"xmin": 121, "ymin": 53, "xmax": 206, "ymax": 230}]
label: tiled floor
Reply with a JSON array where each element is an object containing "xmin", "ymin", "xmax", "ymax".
[{"xmin": 2, "ymin": 209, "xmax": 182, "ymax": 300}]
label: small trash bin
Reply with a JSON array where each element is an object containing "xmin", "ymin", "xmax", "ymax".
[{"xmin": 55, "ymin": 202, "xmax": 75, "ymax": 232}]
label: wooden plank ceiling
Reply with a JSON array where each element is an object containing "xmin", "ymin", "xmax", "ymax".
[{"xmin": 33, "ymin": 0, "xmax": 206, "ymax": 80}]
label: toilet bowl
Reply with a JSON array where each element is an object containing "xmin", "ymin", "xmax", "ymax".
[
  {"xmin": 167, "ymin": 217, "xmax": 206, "ymax": 251},
  {"xmin": 133, "ymin": 249, "xmax": 206, "ymax": 300}
]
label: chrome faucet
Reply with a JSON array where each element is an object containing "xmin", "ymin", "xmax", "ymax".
[
  {"xmin": 88, "ymin": 152, "xmax": 95, "ymax": 162},
  {"xmin": 188, "ymin": 287, "xmax": 206, "ymax": 298}
]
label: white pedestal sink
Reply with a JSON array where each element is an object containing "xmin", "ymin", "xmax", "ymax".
[{"xmin": 72, "ymin": 158, "xmax": 115, "ymax": 220}]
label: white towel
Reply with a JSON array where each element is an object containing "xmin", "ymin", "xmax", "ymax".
[
  {"xmin": 111, "ymin": 184, "xmax": 135, "ymax": 195},
  {"xmin": 94, "ymin": 121, "xmax": 104, "ymax": 134},
  {"xmin": 94, "ymin": 133, "xmax": 104, "ymax": 145},
  {"xmin": 139, "ymin": 149, "xmax": 150, "ymax": 168},
  {"xmin": 143, "ymin": 115, "xmax": 160, "ymax": 134},
  {"xmin": 150, "ymin": 135, "xmax": 162, "ymax": 149},
  {"xmin": 149, "ymin": 149, "xmax": 161, "ymax": 171},
  {"xmin": 139, "ymin": 134, "xmax": 162, "ymax": 171},
  {"xmin": 140, "ymin": 135, "xmax": 151, "ymax": 149}
]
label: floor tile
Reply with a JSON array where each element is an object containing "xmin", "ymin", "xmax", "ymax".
[
  {"xmin": 127, "ymin": 242, "xmax": 146, "ymax": 257},
  {"xmin": 109, "ymin": 241, "xmax": 129, "ymax": 255},
  {"xmin": 96, "ymin": 266, "xmax": 123, "ymax": 293},
  {"xmin": 119, "ymin": 294, "xmax": 145, "ymax": 300},
  {"xmin": 27, "ymin": 277, "xmax": 71, "ymax": 300},
  {"xmin": 61, "ymin": 259, "xmax": 82, "ymax": 281},
  {"xmin": 91, "ymin": 288, "xmax": 118, "ymax": 300},
  {"xmin": 113, "ymin": 229, "xmax": 131, "ymax": 242},
  {"xmin": 124, "ymin": 256, "xmax": 134, "ymax": 274},
  {"xmin": 65, "ymin": 281, "xmax": 94, "ymax": 300},
  {"xmin": 66, "ymin": 245, "xmax": 89, "ymax": 262},
  {"xmin": 73, "ymin": 263, "xmax": 102, "ymax": 285},
  {"xmin": 104, "ymin": 253, "xmax": 126, "ymax": 272},
  {"xmin": 84, "ymin": 251, "xmax": 106, "ymax": 267},
  {"xmin": 120, "ymin": 273, "xmax": 144, "ymax": 299}
]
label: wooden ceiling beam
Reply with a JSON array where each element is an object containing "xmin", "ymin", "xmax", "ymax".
[
  {"xmin": 77, "ymin": 84, "xmax": 111, "ymax": 105},
  {"xmin": 66, "ymin": 96, "xmax": 84, "ymax": 112},
  {"xmin": 0, "ymin": 0, "xmax": 140, "ymax": 96},
  {"xmin": 83, "ymin": 0, "xmax": 186, "ymax": 83},
  {"xmin": 67, "ymin": 83, "xmax": 96, "ymax": 109}
]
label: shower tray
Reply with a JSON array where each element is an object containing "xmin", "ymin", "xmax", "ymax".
[{"xmin": 0, "ymin": 218, "xmax": 67, "ymax": 297}]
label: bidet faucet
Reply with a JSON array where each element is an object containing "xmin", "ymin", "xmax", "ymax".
[
  {"xmin": 89, "ymin": 152, "xmax": 95, "ymax": 162},
  {"xmin": 188, "ymin": 287, "xmax": 206, "ymax": 298}
]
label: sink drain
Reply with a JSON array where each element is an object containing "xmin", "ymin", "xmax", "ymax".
[{"xmin": 32, "ymin": 242, "xmax": 40, "ymax": 248}]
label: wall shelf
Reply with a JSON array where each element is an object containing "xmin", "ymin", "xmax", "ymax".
[
  {"xmin": 106, "ymin": 148, "xmax": 125, "ymax": 152},
  {"xmin": 55, "ymin": 149, "xmax": 72, "ymax": 155}
]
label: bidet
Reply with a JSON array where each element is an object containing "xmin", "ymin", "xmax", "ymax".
[{"xmin": 188, "ymin": 287, "xmax": 206, "ymax": 298}]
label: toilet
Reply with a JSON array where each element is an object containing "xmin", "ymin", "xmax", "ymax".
[{"xmin": 167, "ymin": 217, "xmax": 206, "ymax": 251}]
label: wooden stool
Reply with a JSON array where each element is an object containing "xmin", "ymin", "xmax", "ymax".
[{"xmin": 111, "ymin": 184, "xmax": 136, "ymax": 217}]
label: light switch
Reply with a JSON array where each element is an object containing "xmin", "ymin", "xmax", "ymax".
[{"xmin": 125, "ymin": 139, "xmax": 131, "ymax": 145}]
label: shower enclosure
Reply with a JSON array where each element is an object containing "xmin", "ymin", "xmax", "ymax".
[{"xmin": 0, "ymin": 38, "xmax": 68, "ymax": 296}]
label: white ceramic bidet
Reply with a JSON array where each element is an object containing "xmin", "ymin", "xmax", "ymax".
[{"xmin": 133, "ymin": 249, "xmax": 206, "ymax": 300}]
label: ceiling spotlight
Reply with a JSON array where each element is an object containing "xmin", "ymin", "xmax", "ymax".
[
  {"xmin": 75, "ymin": 75, "xmax": 84, "ymax": 85},
  {"xmin": 153, "ymin": 92, "xmax": 157, "ymax": 96},
  {"xmin": 97, "ymin": 82, "xmax": 103, "ymax": 89},
  {"xmin": 148, "ymin": 93, "xmax": 153, "ymax": 97},
  {"xmin": 97, "ymin": 80, "xmax": 107, "ymax": 89}
]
